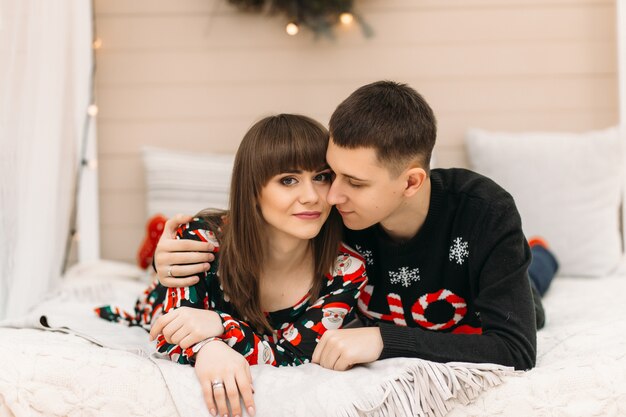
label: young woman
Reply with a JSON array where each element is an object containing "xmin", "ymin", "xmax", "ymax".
[{"xmin": 96, "ymin": 114, "xmax": 367, "ymax": 417}]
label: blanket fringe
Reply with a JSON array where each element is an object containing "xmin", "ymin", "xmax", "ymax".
[{"xmin": 340, "ymin": 361, "xmax": 519, "ymax": 417}]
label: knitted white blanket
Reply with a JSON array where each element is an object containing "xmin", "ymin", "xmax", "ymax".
[{"xmin": 0, "ymin": 261, "xmax": 517, "ymax": 417}]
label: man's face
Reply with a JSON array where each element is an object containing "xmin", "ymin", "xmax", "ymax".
[{"xmin": 326, "ymin": 140, "xmax": 407, "ymax": 230}]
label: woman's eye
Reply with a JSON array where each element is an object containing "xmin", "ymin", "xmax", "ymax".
[
  {"xmin": 280, "ymin": 177, "xmax": 297, "ymax": 186},
  {"xmin": 314, "ymin": 172, "xmax": 333, "ymax": 182},
  {"xmin": 348, "ymin": 181, "xmax": 362, "ymax": 188}
]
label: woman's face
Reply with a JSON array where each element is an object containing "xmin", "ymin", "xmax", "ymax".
[{"xmin": 258, "ymin": 168, "xmax": 333, "ymax": 242}]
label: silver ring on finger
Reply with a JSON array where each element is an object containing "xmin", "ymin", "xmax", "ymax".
[
  {"xmin": 167, "ymin": 265, "xmax": 174, "ymax": 278},
  {"xmin": 211, "ymin": 379, "xmax": 224, "ymax": 390}
]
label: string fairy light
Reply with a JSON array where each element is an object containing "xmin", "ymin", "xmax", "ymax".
[
  {"xmin": 87, "ymin": 104, "xmax": 98, "ymax": 117},
  {"xmin": 83, "ymin": 158, "xmax": 98, "ymax": 170},
  {"xmin": 226, "ymin": 0, "xmax": 371, "ymax": 37},
  {"xmin": 285, "ymin": 21, "xmax": 299, "ymax": 36},
  {"xmin": 339, "ymin": 12, "xmax": 353, "ymax": 25},
  {"xmin": 62, "ymin": 0, "xmax": 99, "ymax": 273}
]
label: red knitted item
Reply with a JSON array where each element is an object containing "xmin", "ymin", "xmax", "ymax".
[{"xmin": 137, "ymin": 214, "xmax": 168, "ymax": 269}]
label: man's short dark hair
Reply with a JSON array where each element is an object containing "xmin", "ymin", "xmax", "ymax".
[{"xmin": 329, "ymin": 80, "xmax": 437, "ymax": 175}]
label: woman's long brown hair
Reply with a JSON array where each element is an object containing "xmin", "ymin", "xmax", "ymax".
[{"xmin": 196, "ymin": 114, "xmax": 343, "ymax": 333}]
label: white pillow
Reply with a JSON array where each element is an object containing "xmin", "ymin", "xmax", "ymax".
[
  {"xmin": 142, "ymin": 146, "xmax": 234, "ymax": 218},
  {"xmin": 466, "ymin": 127, "xmax": 623, "ymax": 277}
]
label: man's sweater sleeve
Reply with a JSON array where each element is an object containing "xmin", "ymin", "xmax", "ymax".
[{"xmin": 378, "ymin": 198, "xmax": 537, "ymax": 371}]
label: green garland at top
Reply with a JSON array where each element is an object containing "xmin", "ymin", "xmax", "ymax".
[{"xmin": 226, "ymin": 0, "xmax": 372, "ymax": 37}]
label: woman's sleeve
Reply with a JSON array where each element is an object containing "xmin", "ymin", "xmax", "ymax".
[
  {"xmin": 154, "ymin": 219, "xmax": 220, "ymax": 365},
  {"xmin": 216, "ymin": 247, "xmax": 368, "ymax": 367}
]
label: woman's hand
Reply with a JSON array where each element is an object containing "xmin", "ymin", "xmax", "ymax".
[
  {"xmin": 149, "ymin": 307, "xmax": 224, "ymax": 348},
  {"xmin": 155, "ymin": 214, "xmax": 214, "ymax": 287},
  {"xmin": 195, "ymin": 341, "xmax": 256, "ymax": 417}
]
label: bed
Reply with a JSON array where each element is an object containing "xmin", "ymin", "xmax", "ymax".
[
  {"xmin": 1, "ymin": 259, "xmax": 625, "ymax": 417},
  {"xmin": 2, "ymin": 128, "xmax": 626, "ymax": 417}
]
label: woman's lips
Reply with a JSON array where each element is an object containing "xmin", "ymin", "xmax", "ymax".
[{"xmin": 293, "ymin": 211, "xmax": 321, "ymax": 219}]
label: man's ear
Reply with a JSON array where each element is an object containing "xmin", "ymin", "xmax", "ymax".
[{"xmin": 403, "ymin": 167, "xmax": 427, "ymax": 197}]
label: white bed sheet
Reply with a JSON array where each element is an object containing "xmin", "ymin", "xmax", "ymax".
[
  {"xmin": 450, "ymin": 274, "xmax": 626, "ymax": 417},
  {"xmin": 1, "ymin": 261, "xmax": 625, "ymax": 417}
]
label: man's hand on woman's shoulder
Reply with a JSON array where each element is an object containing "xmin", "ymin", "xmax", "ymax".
[{"xmin": 155, "ymin": 214, "xmax": 215, "ymax": 287}]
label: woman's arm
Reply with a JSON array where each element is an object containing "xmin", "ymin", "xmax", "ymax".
[
  {"xmin": 149, "ymin": 219, "xmax": 222, "ymax": 364},
  {"xmin": 149, "ymin": 306, "xmax": 223, "ymax": 346},
  {"xmin": 150, "ymin": 219, "xmax": 258, "ymax": 416}
]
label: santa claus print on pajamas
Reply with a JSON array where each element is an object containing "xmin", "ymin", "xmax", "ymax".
[
  {"xmin": 282, "ymin": 324, "xmax": 302, "ymax": 345},
  {"xmin": 96, "ymin": 218, "xmax": 367, "ymax": 367},
  {"xmin": 303, "ymin": 301, "xmax": 350, "ymax": 341}
]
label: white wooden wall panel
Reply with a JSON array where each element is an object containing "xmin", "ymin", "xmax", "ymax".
[{"xmin": 95, "ymin": 0, "xmax": 618, "ymax": 263}]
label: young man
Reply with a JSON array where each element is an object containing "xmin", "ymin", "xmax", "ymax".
[
  {"xmin": 310, "ymin": 81, "xmax": 542, "ymax": 372},
  {"xmin": 154, "ymin": 81, "xmax": 554, "ymax": 373}
]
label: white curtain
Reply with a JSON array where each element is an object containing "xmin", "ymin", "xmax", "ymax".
[{"xmin": 0, "ymin": 1, "xmax": 93, "ymax": 320}]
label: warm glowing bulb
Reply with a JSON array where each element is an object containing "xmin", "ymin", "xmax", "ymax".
[
  {"xmin": 339, "ymin": 12, "xmax": 354, "ymax": 25},
  {"xmin": 93, "ymin": 38, "xmax": 103, "ymax": 49},
  {"xmin": 286, "ymin": 22, "xmax": 299, "ymax": 36},
  {"xmin": 87, "ymin": 104, "xmax": 98, "ymax": 117},
  {"xmin": 85, "ymin": 159, "xmax": 99, "ymax": 170}
]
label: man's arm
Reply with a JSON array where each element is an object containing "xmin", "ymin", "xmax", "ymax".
[
  {"xmin": 314, "ymin": 198, "xmax": 537, "ymax": 371},
  {"xmin": 312, "ymin": 327, "xmax": 383, "ymax": 370},
  {"xmin": 376, "ymin": 198, "xmax": 537, "ymax": 370}
]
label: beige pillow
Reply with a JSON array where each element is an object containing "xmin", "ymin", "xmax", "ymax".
[
  {"xmin": 466, "ymin": 127, "xmax": 623, "ymax": 277},
  {"xmin": 142, "ymin": 146, "xmax": 234, "ymax": 218}
]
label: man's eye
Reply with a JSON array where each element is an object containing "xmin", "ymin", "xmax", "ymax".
[
  {"xmin": 348, "ymin": 181, "xmax": 363, "ymax": 188},
  {"xmin": 280, "ymin": 177, "xmax": 297, "ymax": 186}
]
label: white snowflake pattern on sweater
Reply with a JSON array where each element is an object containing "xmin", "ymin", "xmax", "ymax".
[
  {"xmin": 389, "ymin": 267, "xmax": 420, "ymax": 287},
  {"xmin": 449, "ymin": 237, "xmax": 469, "ymax": 265},
  {"xmin": 354, "ymin": 244, "xmax": 374, "ymax": 266}
]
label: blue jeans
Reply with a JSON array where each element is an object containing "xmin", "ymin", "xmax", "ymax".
[{"xmin": 529, "ymin": 245, "xmax": 558, "ymax": 297}]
